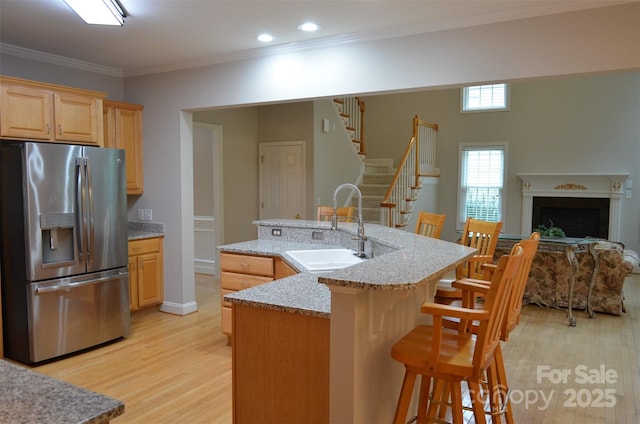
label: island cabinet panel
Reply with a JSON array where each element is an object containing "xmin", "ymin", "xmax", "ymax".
[
  {"xmin": 232, "ymin": 303, "xmax": 329, "ymax": 423},
  {"xmin": 0, "ymin": 76, "xmax": 105, "ymax": 146}
]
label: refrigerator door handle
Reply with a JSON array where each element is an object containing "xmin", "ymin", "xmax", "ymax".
[
  {"xmin": 76, "ymin": 157, "xmax": 86, "ymax": 262},
  {"xmin": 85, "ymin": 157, "xmax": 95, "ymax": 263},
  {"xmin": 35, "ymin": 271, "xmax": 129, "ymax": 294}
]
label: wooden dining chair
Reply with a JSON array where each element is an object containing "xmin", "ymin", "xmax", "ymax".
[
  {"xmin": 438, "ymin": 232, "xmax": 540, "ymax": 424},
  {"xmin": 316, "ymin": 205, "xmax": 354, "ymax": 222},
  {"xmin": 434, "ymin": 232, "xmax": 540, "ymax": 424},
  {"xmin": 414, "ymin": 211, "xmax": 446, "ymax": 239},
  {"xmin": 435, "ymin": 217, "xmax": 503, "ymax": 299},
  {"xmin": 390, "ymin": 246, "xmax": 523, "ymax": 424}
]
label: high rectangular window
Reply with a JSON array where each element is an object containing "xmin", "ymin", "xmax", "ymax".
[{"xmin": 461, "ymin": 83, "xmax": 509, "ymax": 112}]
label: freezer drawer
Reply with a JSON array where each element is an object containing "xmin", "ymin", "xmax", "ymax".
[{"xmin": 27, "ymin": 268, "xmax": 131, "ymax": 363}]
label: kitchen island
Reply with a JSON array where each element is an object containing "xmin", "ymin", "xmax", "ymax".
[
  {"xmin": 221, "ymin": 219, "xmax": 476, "ymax": 423},
  {"xmin": 0, "ymin": 359, "xmax": 124, "ymax": 423}
]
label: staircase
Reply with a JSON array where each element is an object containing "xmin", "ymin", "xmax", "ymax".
[
  {"xmin": 333, "ymin": 98, "xmax": 365, "ymax": 155},
  {"xmin": 331, "ymin": 98, "xmax": 439, "ymax": 228},
  {"xmin": 359, "ymin": 159, "xmax": 395, "ymax": 224}
]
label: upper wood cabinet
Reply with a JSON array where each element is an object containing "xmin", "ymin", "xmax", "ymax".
[
  {"xmin": 103, "ymin": 100, "xmax": 144, "ymax": 195},
  {"xmin": 0, "ymin": 76, "xmax": 105, "ymax": 146}
]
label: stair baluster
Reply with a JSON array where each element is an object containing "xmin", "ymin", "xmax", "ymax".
[{"xmin": 380, "ymin": 115, "xmax": 439, "ymax": 228}]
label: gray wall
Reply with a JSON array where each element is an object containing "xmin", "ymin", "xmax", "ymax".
[
  {"xmin": 193, "ymin": 107, "xmax": 260, "ymax": 244},
  {"xmin": 0, "ymin": 53, "xmax": 124, "ymax": 100},
  {"xmin": 363, "ymin": 71, "xmax": 640, "ymax": 244},
  {"xmin": 313, "ymin": 100, "xmax": 363, "ymax": 208}
]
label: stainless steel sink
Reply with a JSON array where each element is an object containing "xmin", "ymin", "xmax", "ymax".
[{"xmin": 285, "ymin": 248, "xmax": 367, "ymax": 272}]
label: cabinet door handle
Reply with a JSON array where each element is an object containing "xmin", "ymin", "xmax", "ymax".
[
  {"xmin": 58, "ymin": 124, "xmax": 62, "ymax": 135},
  {"xmin": 240, "ymin": 263, "xmax": 250, "ymax": 270},
  {"xmin": 241, "ymin": 281, "xmax": 251, "ymax": 288},
  {"xmin": 46, "ymin": 123, "xmax": 50, "ymax": 135}
]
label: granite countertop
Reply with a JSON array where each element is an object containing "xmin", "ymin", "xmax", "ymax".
[
  {"xmin": 0, "ymin": 360, "xmax": 124, "ymax": 424},
  {"xmin": 128, "ymin": 221, "xmax": 165, "ymax": 240},
  {"xmin": 220, "ymin": 219, "xmax": 476, "ymax": 318}
]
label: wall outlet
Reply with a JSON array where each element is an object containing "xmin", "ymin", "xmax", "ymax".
[
  {"xmin": 271, "ymin": 228, "xmax": 282, "ymax": 236},
  {"xmin": 138, "ymin": 208, "xmax": 153, "ymax": 220}
]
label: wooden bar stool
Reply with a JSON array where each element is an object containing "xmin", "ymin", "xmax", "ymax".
[
  {"xmin": 435, "ymin": 218, "xmax": 502, "ymax": 300},
  {"xmin": 390, "ymin": 246, "xmax": 523, "ymax": 424},
  {"xmin": 446, "ymin": 232, "xmax": 540, "ymax": 423}
]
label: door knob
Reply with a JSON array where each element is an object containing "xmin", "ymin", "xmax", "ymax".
[{"xmin": 295, "ymin": 214, "xmax": 301, "ymax": 219}]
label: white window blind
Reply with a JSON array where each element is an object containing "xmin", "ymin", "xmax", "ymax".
[
  {"xmin": 459, "ymin": 146, "xmax": 505, "ymax": 226},
  {"xmin": 462, "ymin": 83, "xmax": 509, "ymax": 112}
]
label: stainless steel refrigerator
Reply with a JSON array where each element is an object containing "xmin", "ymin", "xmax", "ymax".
[{"xmin": 0, "ymin": 141, "xmax": 130, "ymax": 364}]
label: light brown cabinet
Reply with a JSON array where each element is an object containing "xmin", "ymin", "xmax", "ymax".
[
  {"xmin": 128, "ymin": 237, "xmax": 164, "ymax": 311},
  {"xmin": 103, "ymin": 100, "xmax": 144, "ymax": 194},
  {"xmin": 0, "ymin": 76, "xmax": 105, "ymax": 145},
  {"xmin": 220, "ymin": 253, "xmax": 280, "ymax": 342}
]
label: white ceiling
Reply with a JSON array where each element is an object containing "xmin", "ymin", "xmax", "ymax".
[{"xmin": 0, "ymin": 0, "xmax": 630, "ymax": 77}]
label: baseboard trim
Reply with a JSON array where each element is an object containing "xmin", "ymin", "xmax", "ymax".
[
  {"xmin": 160, "ymin": 300, "xmax": 198, "ymax": 315},
  {"xmin": 195, "ymin": 259, "xmax": 216, "ymax": 275}
]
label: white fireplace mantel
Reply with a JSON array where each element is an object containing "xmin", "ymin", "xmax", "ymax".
[{"xmin": 517, "ymin": 172, "xmax": 630, "ymax": 241}]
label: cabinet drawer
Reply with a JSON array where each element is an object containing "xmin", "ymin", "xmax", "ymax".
[
  {"xmin": 129, "ymin": 237, "xmax": 161, "ymax": 255},
  {"xmin": 221, "ymin": 271, "xmax": 272, "ymax": 291},
  {"xmin": 220, "ymin": 252, "xmax": 273, "ymax": 276}
]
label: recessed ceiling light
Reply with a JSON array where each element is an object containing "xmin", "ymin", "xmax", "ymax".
[
  {"xmin": 257, "ymin": 33, "xmax": 274, "ymax": 43},
  {"xmin": 298, "ymin": 22, "xmax": 319, "ymax": 32}
]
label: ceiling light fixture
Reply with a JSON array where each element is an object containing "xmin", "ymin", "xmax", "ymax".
[
  {"xmin": 63, "ymin": 0, "xmax": 126, "ymax": 26},
  {"xmin": 257, "ymin": 33, "xmax": 274, "ymax": 43},
  {"xmin": 297, "ymin": 22, "xmax": 319, "ymax": 32}
]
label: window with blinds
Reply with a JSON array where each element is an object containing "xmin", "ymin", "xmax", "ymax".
[
  {"xmin": 458, "ymin": 145, "xmax": 506, "ymax": 228},
  {"xmin": 461, "ymin": 83, "xmax": 509, "ymax": 112}
]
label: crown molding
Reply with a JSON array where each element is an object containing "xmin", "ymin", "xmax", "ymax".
[{"xmin": 0, "ymin": 43, "xmax": 124, "ymax": 78}]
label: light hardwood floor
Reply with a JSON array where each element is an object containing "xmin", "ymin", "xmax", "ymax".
[{"xmin": 31, "ymin": 273, "xmax": 640, "ymax": 423}]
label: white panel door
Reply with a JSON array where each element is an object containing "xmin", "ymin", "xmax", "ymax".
[{"xmin": 259, "ymin": 141, "xmax": 305, "ymax": 220}]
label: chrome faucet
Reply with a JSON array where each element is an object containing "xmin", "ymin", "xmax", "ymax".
[{"xmin": 332, "ymin": 183, "xmax": 367, "ymax": 258}]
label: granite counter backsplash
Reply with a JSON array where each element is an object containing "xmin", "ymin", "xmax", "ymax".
[{"xmin": 128, "ymin": 221, "xmax": 165, "ymax": 240}]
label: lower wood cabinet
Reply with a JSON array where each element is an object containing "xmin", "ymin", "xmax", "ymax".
[
  {"xmin": 221, "ymin": 253, "xmax": 299, "ymax": 343},
  {"xmin": 232, "ymin": 303, "xmax": 330, "ymax": 422},
  {"xmin": 128, "ymin": 237, "xmax": 164, "ymax": 311}
]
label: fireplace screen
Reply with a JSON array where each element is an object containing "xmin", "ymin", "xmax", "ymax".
[{"xmin": 532, "ymin": 197, "xmax": 609, "ymax": 239}]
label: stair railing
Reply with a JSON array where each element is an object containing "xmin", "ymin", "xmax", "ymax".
[
  {"xmin": 335, "ymin": 97, "xmax": 366, "ymax": 155},
  {"xmin": 380, "ymin": 115, "xmax": 439, "ymax": 228}
]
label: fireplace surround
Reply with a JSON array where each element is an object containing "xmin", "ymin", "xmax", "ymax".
[{"xmin": 517, "ymin": 173, "xmax": 629, "ymax": 241}]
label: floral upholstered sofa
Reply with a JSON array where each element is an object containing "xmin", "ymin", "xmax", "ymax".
[{"xmin": 493, "ymin": 239, "xmax": 638, "ymax": 316}]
